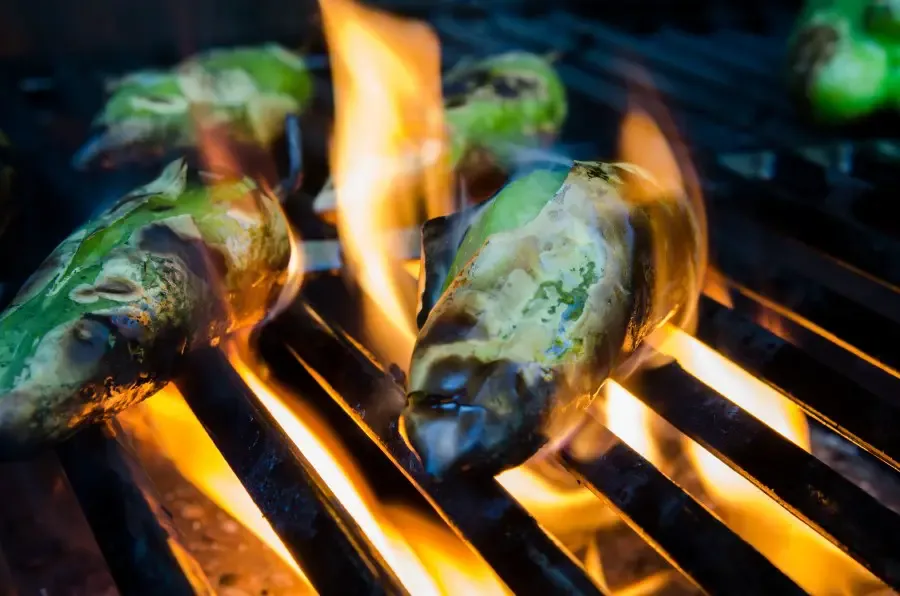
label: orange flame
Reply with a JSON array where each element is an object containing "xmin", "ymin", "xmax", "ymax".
[
  {"xmin": 320, "ymin": 0, "xmax": 451, "ymax": 368},
  {"xmin": 118, "ymin": 98, "xmax": 312, "ymax": 585},
  {"xmin": 649, "ymin": 327, "xmax": 884, "ymax": 594},
  {"xmin": 225, "ymin": 332, "xmax": 510, "ymax": 595},
  {"xmin": 119, "ymin": 387, "xmax": 313, "ymax": 589},
  {"xmin": 703, "ymin": 266, "xmax": 734, "ymax": 310},
  {"xmin": 612, "ymin": 100, "xmax": 883, "ymax": 594},
  {"xmin": 617, "ymin": 99, "xmax": 706, "ymax": 340}
]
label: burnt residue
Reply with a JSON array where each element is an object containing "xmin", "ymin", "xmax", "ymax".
[{"xmin": 137, "ymin": 224, "xmax": 229, "ymax": 287}]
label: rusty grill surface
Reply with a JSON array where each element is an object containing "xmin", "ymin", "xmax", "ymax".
[{"xmin": 3, "ymin": 2, "xmax": 900, "ymax": 595}]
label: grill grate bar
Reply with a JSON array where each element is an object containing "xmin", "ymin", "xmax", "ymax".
[
  {"xmin": 560, "ymin": 431, "xmax": 804, "ymax": 595},
  {"xmin": 176, "ymin": 348, "xmax": 402, "ymax": 596},
  {"xmin": 708, "ymin": 208, "xmax": 900, "ymax": 377},
  {"xmin": 265, "ymin": 294, "xmax": 606, "ymax": 595},
  {"xmin": 696, "ymin": 296, "xmax": 900, "ymax": 474},
  {"xmin": 707, "ymin": 162, "xmax": 900, "ymax": 290},
  {"xmin": 625, "ymin": 362, "xmax": 900, "ymax": 588},
  {"xmin": 284, "ymin": 277, "xmax": 819, "ymax": 593},
  {"xmin": 56, "ymin": 423, "xmax": 214, "ymax": 595},
  {"xmin": 495, "ymin": 12, "xmax": 813, "ymax": 147}
]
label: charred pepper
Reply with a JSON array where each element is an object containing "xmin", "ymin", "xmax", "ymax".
[
  {"xmin": 0, "ymin": 159, "xmax": 290, "ymax": 457},
  {"xmin": 403, "ymin": 161, "xmax": 704, "ymax": 477},
  {"xmin": 788, "ymin": 0, "xmax": 900, "ymax": 123},
  {"xmin": 74, "ymin": 44, "xmax": 314, "ymax": 168}
]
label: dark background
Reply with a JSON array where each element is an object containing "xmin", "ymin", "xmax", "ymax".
[{"xmin": 0, "ymin": 0, "xmax": 804, "ymax": 66}]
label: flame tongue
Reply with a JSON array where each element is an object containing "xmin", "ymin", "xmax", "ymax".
[{"xmin": 321, "ymin": 0, "xmax": 451, "ymax": 368}]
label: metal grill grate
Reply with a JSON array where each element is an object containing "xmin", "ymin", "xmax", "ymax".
[{"xmin": 3, "ymin": 4, "xmax": 900, "ymax": 595}]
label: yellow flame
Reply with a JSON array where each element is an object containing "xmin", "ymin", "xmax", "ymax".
[
  {"xmin": 610, "ymin": 99, "xmax": 882, "ymax": 592},
  {"xmin": 703, "ymin": 266, "xmax": 734, "ymax": 310},
  {"xmin": 617, "ymin": 102, "xmax": 707, "ymax": 339},
  {"xmin": 496, "ymin": 464, "xmax": 617, "ymax": 544},
  {"xmin": 648, "ymin": 327, "xmax": 885, "ymax": 595},
  {"xmin": 118, "ymin": 386, "xmax": 313, "ymax": 590},
  {"xmin": 225, "ymin": 332, "xmax": 509, "ymax": 595},
  {"xmin": 382, "ymin": 505, "xmax": 512, "ymax": 596},
  {"xmin": 604, "ymin": 382, "xmax": 662, "ymax": 466},
  {"xmin": 320, "ymin": 0, "xmax": 451, "ymax": 368}
]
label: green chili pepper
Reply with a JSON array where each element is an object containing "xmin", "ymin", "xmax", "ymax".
[
  {"xmin": 0, "ymin": 159, "xmax": 290, "ymax": 457},
  {"xmin": 74, "ymin": 44, "xmax": 314, "ymax": 168},
  {"xmin": 403, "ymin": 161, "xmax": 703, "ymax": 477},
  {"xmin": 313, "ymin": 51, "xmax": 567, "ymax": 214},
  {"xmin": 443, "ymin": 51, "xmax": 567, "ymax": 171},
  {"xmin": 788, "ymin": 0, "xmax": 900, "ymax": 123}
]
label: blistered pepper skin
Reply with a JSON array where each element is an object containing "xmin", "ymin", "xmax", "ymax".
[
  {"xmin": 788, "ymin": 0, "xmax": 900, "ymax": 123},
  {"xmin": 0, "ymin": 160, "xmax": 290, "ymax": 457},
  {"xmin": 403, "ymin": 162, "xmax": 703, "ymax": 477},
  {"xmin": 74, "ymin": 44, "xmax": 314, "ymax": 168}
]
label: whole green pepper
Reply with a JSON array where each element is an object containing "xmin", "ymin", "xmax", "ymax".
[
  {"xmin": 443, "ymin": 51, "xmax": 567, "ymax": 172},
  {"xmin": 313, "ymin": 51, "xmax": 567, "ymax": 214},
  {"xmin": 74, "ymin": 44, "xmax": 314, "ymax": 168},
  {"xmin": 402, "ymin": 161, "xmax": 703, "ymax": 477},
  {"xmin": 788, "ymin": 0, "xmax": 900, "ymax": 123},
  {"xmin": 0, "ymin": 159, "xmax": 290, "ymax": 457}
]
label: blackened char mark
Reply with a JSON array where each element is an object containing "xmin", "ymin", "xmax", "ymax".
[
  {"xmin": 443, "ymin": 67, "xmax": 493, "ymax": 108},
  {"xmin": 417, "ymin": 310, "xmax": 485, "ymax": 348},
  {"xmin": 787, "ymin": 25, "xmax": 839, "ymax": 101},
  {"xmin": 137, "ymin": 223, "xmax": 229, "ymax": 284},
  {"xmin": 622, "ymin": 208, "xmax": 656, "ymax": 357},
  {"xmin": 416, "ymin": 200, "xmax": 491, "ymax": 329}
]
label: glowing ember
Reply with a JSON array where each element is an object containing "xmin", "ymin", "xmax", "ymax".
[{"xmin": 320, "ymin": 0, "xmax": 451, "ymax": 367}]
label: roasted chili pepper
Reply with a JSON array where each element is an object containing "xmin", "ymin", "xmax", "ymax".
[
  {"xmin": 74, "ymin": 44, "xmax": 314, "ymax": 169},
  {"xmin": 402, "ymin": 161, "xmax": 704, "ymax": 477},
  {"xmin": 0, "ymin": 159, "xmax": 291, "ymax": 457},
  {"xmin": 788, "ymin": 0, "xmax": 900, "ymax": 123}
]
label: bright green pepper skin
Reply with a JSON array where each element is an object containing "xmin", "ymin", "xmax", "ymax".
[
  {"xmin": 0, "ymin": 159, "xmax": 290, "ymax": 457},
  {"xmin": 75, "ymin": 44, "xmax": 313, "ymax": 168},
  {"xmin": 788, "ymin": 0, "xmax": 900, "ymax": 123},
  {"xmin": 444, "ymin": 51, "xmax": 568, "ymax": 171}
]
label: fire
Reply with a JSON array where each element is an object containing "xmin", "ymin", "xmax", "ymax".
[
  {"xmin": 118, "ymin": 387, "xmax": 313, "ymax": 589},
  {"xmin": 226, "ymin": 332, "xmax": 509, "ymax": 595},
  {"xmin": 618, "ymin": 102, "xmax": 707, "ymax": 339},
  {"xmin": 496, "ymin": 463, "xmax": 617, "ymax": 546},
  {"xmin": 649, "ymin": 326, "xmax": 883, "ymax": 594},
  {"xmin": 614, "ymin": 101, "xmax": 882, "ymax": 594},
  {"xmin": 703, "ymin": 266, "xmax": 734, "ymax": 309},
  {"xmin": 320, "ymin": 0, "xmax": 452, "ymax": 367}
]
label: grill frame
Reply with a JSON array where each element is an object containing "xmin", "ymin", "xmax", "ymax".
[{"xmin": 2, "ymin": 3, "xmax": 900, "ymax": 594}]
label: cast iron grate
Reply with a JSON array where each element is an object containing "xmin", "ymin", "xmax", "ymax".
[{"xmin": 2, "ymin": 4, "xmax": 900, "ymax": 595}]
